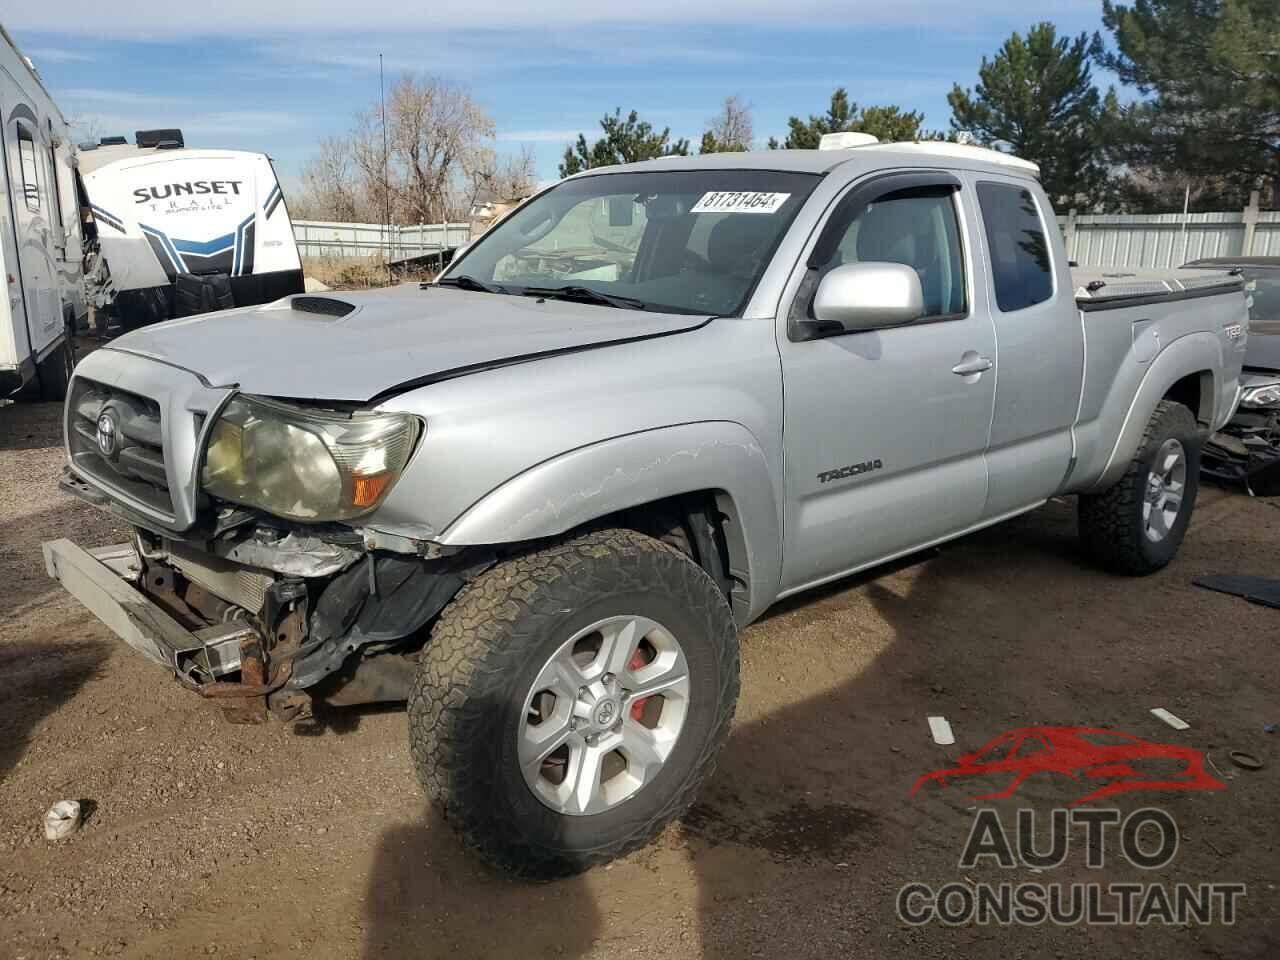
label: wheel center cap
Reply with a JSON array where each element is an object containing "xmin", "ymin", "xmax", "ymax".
[{"xmin": 593, "ymin": 699, "xmax": 618, "ymax": 728}]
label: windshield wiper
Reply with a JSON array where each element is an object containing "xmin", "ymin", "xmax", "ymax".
[
  {"xmin": 520, "ymin": 285, "xmax": 648, "ymax": 311},
  {"xmin": 435, "ymin": 275, "xmax": 505, "ymax": 294}
]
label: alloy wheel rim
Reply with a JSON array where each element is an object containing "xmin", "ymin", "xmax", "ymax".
[
  {"xmin": 1143, "ymin": 438, "xmax": 1187, "ymax": 543},
  {"xmin": 518, "ymin": 615, "xmax": 690, "ymax": 816}
]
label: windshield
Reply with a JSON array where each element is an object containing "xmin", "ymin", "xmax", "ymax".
[{"xmin": 444, "ymin": 169, "xmax": 820, "ymax": 316}]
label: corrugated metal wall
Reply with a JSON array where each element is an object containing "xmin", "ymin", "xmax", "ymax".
[
  {"xmin": 292, "ymin": 220, "xmax": 471, "ymax": 259},
  {"xmin": 1058, "ymin": 209, "xmax": 1280, "ymax": 269},
  {"xmin": 293, "ymin": 210, "xmax": 1280, "ymax": 269}
]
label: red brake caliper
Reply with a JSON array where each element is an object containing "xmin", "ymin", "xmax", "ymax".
[{"xmin": 628, "ymin": 649, "xmax": 649, "ymax": 721}]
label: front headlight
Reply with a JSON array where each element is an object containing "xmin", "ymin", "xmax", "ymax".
[
  {"xmin": 201, "ymin": 395, "xmax": 421, "ymax": 522},
  {"xmin": 1240, "ymin": 381, "xmax": 1280, "ymax": 409}
]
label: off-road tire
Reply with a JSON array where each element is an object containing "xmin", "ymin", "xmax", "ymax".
[
  {"xmin": 407, "ymin": 528, "xmax": 739, "ymax": 879},
  {"xmin": 1078, "ymin": 400, "xmax": 1200, "ymax": 575}
]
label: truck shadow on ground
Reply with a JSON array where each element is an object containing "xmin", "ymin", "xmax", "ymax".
[
  {"xmin": 357, "ymin": 497, "xmax": 1279, "ymax": 959},
  {"xmin": 363, "ymin": 808, "xmax": 601, "ymax": 959},
  {"xmin": 684, "ymin": 499, "xmax": 1278, "ymax": 959},
  {"xmin": 0, "ymin": 639, "xmax": 108, "ymax": 782}
]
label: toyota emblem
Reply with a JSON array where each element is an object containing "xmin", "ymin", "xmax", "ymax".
[{"xmin": 96, "ymin": 412, "xmax": 118, "ymax": 458}]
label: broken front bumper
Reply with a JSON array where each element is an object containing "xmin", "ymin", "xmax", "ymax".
[{"xmin": 41, "ymin": 538, "xmax": 251, "ymax": 684}]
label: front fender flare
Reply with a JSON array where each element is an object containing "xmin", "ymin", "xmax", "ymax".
[{"xmin": 439, "ymin": 421, "xmax": 781, "ymax": 621}]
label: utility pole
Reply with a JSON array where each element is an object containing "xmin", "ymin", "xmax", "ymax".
[{"xmin": 380, "ymin": 53, "xmax": 391, "ymax": 284}]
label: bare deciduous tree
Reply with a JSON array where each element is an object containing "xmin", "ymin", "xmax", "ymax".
[
  {"xmin": 294, "ymin": 73, "xmax": 504, "ymax": 224},
  {"xmin": 466, "ymin": 144, "xmax": 536, "ymax": 208},
  {"xmin": 700, "ymin": 95, "xmax": 754, "ymax": 153},
  {"xmin": 387, "ymin": 74, "xmax": 494, "ymax": 223},
  {"xmin": 295, "ymin": 135, "xmax": 367, "ymax": 222}
]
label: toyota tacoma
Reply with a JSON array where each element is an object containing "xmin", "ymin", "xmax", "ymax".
[{"xmin": 45, "ymin": 138, "xmax": 1249, "ymax": 877}]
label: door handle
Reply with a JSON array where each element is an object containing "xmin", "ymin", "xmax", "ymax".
[{"xmin": 952, "ymin": 355, "xmax": 993, "ymax": 376}]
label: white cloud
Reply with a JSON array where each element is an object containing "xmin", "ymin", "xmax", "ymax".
[
  {"xmin": 58, "ymin": 88, "xmax": 183, "ymax": 106},
  {"xmin": 61, "ymin": 104, "xmax": 304, "ymax": 145},
  {"xmin": 25, "ymin": 47, "xmax": 96, "ymax": 63},
  {"xmin": 7, "ymin": 0, "xmax": 1099, "ymax": 36}
]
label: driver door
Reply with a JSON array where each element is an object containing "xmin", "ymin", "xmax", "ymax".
[{"xmin": 778, "ymin": 173, "xmax": 997, "ymax": 594}]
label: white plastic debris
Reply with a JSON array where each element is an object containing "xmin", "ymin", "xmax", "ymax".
[
  {"xmin": 44, "ymin": 800, "xmax": 82, "ymax": 841},
  {"xmin": 1151, "ymin": 707, "xmax": 1190, "ymax": 731},
  {"xmin": 928, "ymin": 716, "xmax": 955, "ymax": 746}
]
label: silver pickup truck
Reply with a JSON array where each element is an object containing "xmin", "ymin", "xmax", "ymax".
[{"xmin": 44, "ymin": 141, "xmax": 1248, "ymax": 878}]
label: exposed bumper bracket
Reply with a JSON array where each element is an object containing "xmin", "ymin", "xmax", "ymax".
[{"xmin": 42, "ymin": 539, "xmax": 249, "ymax": 684}]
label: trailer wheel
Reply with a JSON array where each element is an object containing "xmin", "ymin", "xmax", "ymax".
[
  {"xmin": 1078, "ymin": 400, "xmax": 1201, "ymax": 575},
  {"xmin": 407, "ymin": 528, "xmax": 739, "ymax": 879},
  {"xmin": 36, "ymin": 334, "xmax": 75, "ymax": 402}
]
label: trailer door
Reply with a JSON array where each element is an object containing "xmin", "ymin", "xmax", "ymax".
[{"xmin": 5, "ymin": 111, "xmax": 60, "ymax": 356}]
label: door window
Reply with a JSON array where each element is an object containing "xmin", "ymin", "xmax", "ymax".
[
  {"xmin": 17, "ymin": 125, "xmax": 41, "ymax": 213},
  {"xmin": 815, "ymin": 187, "xmax": 967, "ymax": 320},
  {"xmin": 976, "ymin": 181, "xmax": 1053, "ymax": 312}
]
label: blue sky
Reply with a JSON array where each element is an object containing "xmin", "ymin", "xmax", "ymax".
[{"xmin": 9, "ymin": 1, "xmax": 1106, "ymax": 192}]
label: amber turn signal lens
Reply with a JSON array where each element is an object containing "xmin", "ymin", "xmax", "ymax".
[{"xmin": 351, "ymin": 471, "xmax": 394, "ymax": 508}]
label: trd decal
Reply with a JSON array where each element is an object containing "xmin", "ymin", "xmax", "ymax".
[{"xmin": 817, "ymin": 459, "xmax": 883, "ymax": 484}]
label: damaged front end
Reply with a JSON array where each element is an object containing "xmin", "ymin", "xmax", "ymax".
[
  {"xmin": 44, "ymin": 517, "xmax": 488, "ymax": 723},
  {"xmin": 1203, "ymin": 375, "xmax": 1280, "ymax": 497},
  {"xmin": 45, "ymin": 349, "xmax": 490, "ymax": 721}
]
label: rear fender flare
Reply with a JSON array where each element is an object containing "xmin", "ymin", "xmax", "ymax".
[
  {"xmin": 1089, "ymin": 333, "xmax": 1221, "ymax": 492},
  {"xmin": 439, "ymin": 421, "xmax": 781, "ymax": 622}
]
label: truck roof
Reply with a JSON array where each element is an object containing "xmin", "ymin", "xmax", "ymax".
[{"xmin": 573, "ymin": 142, "xmax": 1042, "ymax": 180}]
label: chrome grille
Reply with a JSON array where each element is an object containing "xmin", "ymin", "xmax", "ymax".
[{"xmin": 68, "ymin": 377, "xmax": 175, "ymax": 517}]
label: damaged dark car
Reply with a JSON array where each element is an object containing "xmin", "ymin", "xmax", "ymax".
[{"xmin": 1184, "ymin": 257, "xmax": 1280, "ymax": 495}]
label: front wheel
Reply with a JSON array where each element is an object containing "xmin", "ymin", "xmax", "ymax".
[
  {"xmin": 1078, "ymin": 399, "xmax": 1201, "ymax": 575},
  {"xmin": 407, "ymin": 528, "xmax": 739, "ymax": 878}
]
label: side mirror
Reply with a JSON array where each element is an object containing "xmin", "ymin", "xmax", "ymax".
[{"xmin": 811, "ymin": 261, "xmax": 924, "ymax": 333}]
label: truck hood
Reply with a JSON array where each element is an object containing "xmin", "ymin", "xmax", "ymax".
[{"xmin": 105, "ymin": 285, "xmax": 711, "ymax": 402}]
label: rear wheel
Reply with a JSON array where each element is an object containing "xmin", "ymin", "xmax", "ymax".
[
  {"xmin": 407, "ymin": 528, "xmax": 739, "ymax": 878},
  {"xmin": 1078, "ymin": 400, "xmax": 1200, "ymax": 575}
]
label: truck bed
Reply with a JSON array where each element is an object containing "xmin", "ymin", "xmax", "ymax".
[{"xmin": 1071, "ymin": 266, "xmax": 1243, "ymax": 310}]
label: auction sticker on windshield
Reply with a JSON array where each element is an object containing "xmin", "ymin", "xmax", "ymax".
[{"xmin": 691, "ymin": 191, "xmax": 791, "ymax": 214}]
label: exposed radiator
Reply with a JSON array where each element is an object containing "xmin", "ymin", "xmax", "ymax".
[{"xmin": 163, "ymin": 540, "xmax": 273, "ymax": 614}]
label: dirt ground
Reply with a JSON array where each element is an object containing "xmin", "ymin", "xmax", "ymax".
[{"xmin": 1, "ymin": 397, "xmax": 1277, "ymax": 960}]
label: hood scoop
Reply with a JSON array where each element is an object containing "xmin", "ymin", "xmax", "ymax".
[{"xmin": 290, "ymin": 296, "xmax": 357, "ymax": 319}]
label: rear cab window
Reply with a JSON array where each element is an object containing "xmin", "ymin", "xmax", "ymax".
[{"xmin": 976, "ymin": 181, "xmax": 1053, "ymax": 312}]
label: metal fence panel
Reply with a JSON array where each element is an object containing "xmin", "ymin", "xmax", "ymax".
[
  {"xmin": 297, "ymin": 209, "xmax": 1280, "ymax": 269},
  {"xmin": 293, "ymin": 220, "xmax": 471, "ymax": 259},
  {"xmin": 1059, "ymin": 212, "xmax": 1247, "ymax": 269},
  {"xmin": 1057, "ymin": 204, "xmax": 1280, "ymax": 270}
]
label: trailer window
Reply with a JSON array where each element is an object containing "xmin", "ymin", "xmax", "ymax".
[
  {"xmin": 47, "ymin": 120, "xmax": 64, "ymax": 229},
  {"xmin": 17, "ymin": 125, "xmax": 41, "ymax": 213},
  {"xmin": 977, "ymin": 181, "xmax": 1053, "ymax": 312}
]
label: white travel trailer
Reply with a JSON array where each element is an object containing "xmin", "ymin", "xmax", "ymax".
[
  {"xmin": 78, "ymin": 132, "xmax": 303, "ymax": 328},
  {"xmin": 0, "ymin": 25, "xmax": 85, "ymax": 400}
]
